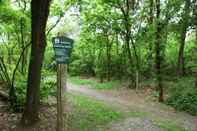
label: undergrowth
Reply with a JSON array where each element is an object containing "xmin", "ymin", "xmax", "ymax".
[{"xmin": 166, "ymin": 77, "xmax": 197, "ymax": 115}]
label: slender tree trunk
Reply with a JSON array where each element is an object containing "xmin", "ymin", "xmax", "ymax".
[
  {"xmin": 21, "ymin": 0, "xmax": 51, "ymax": 125},
  {"xmin": 20, "ymin": 18, "xmax": 25, "ymax": 74},
  {"xmin": 177, "ymin": 0, "xmax": 191, "ymax": 76},
  {"xmin": 115, "ymin": 33, "xmax": 122, "ymax": 80},
  {"xmin": 126, "ymin": 34, "xmax": 134, "ymax": 87},
  {"xmin": 106, "ymin": 35, "xmax": 111, "ymax": 81},
  {"xmin": 127, "ymin": 0, "xmax": 140, "ymax": 89},
  {"xmin": 8, "ymin": 49, "xmax": 12, "ymax": 64},
  {"xmin": 98, "ymin": 47, "xmax": 104, "ymax": 83},
  {"xmin": 195, "ymin": 25, "xmax": 197, "ymax": 89},
  {"xmin": 20, "ymin": 18, "xmax": 28, "ymax": 75},
  {"xmin": 6, "ymin": 34, "xmax": 12, "ymax": 64},
  {"xmin": 195, "ymin": 28, "xmax": 197, "ymax": 51},
  {"xmin": 155, "ymin": 0, "xmax": 164, "ymax": 102},
  {"xmin": 0, "ymin": 58, "xmax": 11, "ymax": 85},
  {"xmin": 131, "ymin": 40, "xmax": 140, "ymax": 90},
  {"xmin": 177, "ymin": 33, "xmax": 186, "ymax": 76},
  {"xmin": 10, "ymin": 43, "xmax": 31, "ymax": 110},
  {"xmin": 126, "ymin": 2, "xmax": 134, "ymax": 87},
  {"xmin": 149, "ymin": 0, "xmax": 154, "ymax": 24},
  {"xmin": 147, "ymin": 0, "xmax": 154, "ymax": 76},
  {"xmin": 195, "ymin": 29, "xmax": 197, "ymax": 80},
  {"xmin": 119, "ymin": 0, "xmax": 135, "ymax": 87},
  {"xmin": 106, "ymin": 35, "xmax": 113, "ymax": 82}
]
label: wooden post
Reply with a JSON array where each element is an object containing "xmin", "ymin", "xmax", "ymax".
[
  {"xmin": 53, "ymin": 35, "xmax": 73, "ymax": 131},
  {"xmin": 57, "ymin": 64, "xmax": 67, "ymax": 131}
]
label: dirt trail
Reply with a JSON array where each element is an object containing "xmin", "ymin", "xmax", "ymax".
[{"xmin": 67, "ymin": 83, "xmax": 197, "ymax": 131}]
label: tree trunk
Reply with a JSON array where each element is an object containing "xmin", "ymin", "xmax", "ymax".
[
  {"xmin": 195, "ymin": 28, "xmax": 197, "ymax": 50},
  {"xmin": 10, "ymin": 43, "xmax": 31, "ymax": 109},
  {"xmin": 195, "ymin": 29, "xmax": 197, "ymax": 88},
  {"xmin": 126, "ymin": 34, "xmax": 134, "ymax": 88},
  {"xmin": 0, "ymin": 58, "xmax": 11, "ymax": 85},
  {"xmin": 155, "ymin": 0, "xmax": 164, "ymax": 102},
  {"xmin": 177, "ymin": 0, "xmax": 191, "ymax": 76},
  {"xmin": 20, "ymin": 18, "xmax": 27, "ymax": 74},
  {"xmin": 115, "ymin": 33, "xmax": 122, "ymax": 80},
  {"xmin": 21, "ymin": 0, "xmax": 51, "ymax": 125},
  {"xmin": 119, "ymin": 0, "xmax": 135, "ymax": 87},
  {"xmin": 147, "ymin": 0, "xmax": 154, "ymax": 76},
  {"xmin": 131, "ymin": 39, "xmax": 140, "ymax": 90},
  {"xmin": 106, "ymin": 35, "xmax": 113, "ymax": 82},
  {"xmin": 195, "ymin": 78, "xmax": 197, "ymax": 89},
  {"xmin": 125, "ymin": 0, "xmax": 134, "ymax": 87},
  {"xmin": 8, "ymin": 49, "xmax": 12, "ymax": 64}
]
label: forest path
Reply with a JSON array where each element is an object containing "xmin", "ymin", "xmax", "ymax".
[{"xmin": 67, "ymin": 83, "xmax": 197, "ymax": 131}]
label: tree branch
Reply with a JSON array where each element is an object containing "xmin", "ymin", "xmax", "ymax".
[{"xmin": 47, "ymin": 15, "xmax": 63, "ymax": 35}]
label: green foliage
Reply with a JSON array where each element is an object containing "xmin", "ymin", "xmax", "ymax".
[
  {"xmin": 69, "ymin": 0, "xmax": 197, "ymax": 83},
  {"xmin": 0, "ymin": 0, "xmax": 31, "ymax": 112},
  {"xmin": 69, "ymin": 76, "xmax": 122, "ymax": 89},
  {"xmin": 13, "ymin": 76, "xmax": 27, "ymax": 112},
  {"xmin": 69, "ymin": 76, "xmax": 95, "ymax": 85},
  {"xmin": 69, "ymin": 40, "xmax": 96, "ymax": 76},
  {"xmin": 94, "ymin": 81, "xmax": 121, "ymax": 89},
  {"xmin": 40, "ymin": 70, "xmax": 56, "ymax": 101},
  {"xmin": 154, "ymin": 119, "xmax": 180, "ymax": 131},
  {"xmin": 0, "ymin": 1, "xmax": 30, "ymax": 25},
  {"xmin": 50, "ymin": 0, "xmax": 64, "ymax": 16},
  {"xmin": 166, "ymin": 77, "xmax": 197, "ymax": 115},
  {"xmin": 11, "ymin": 70, "xmax": 56, "ymax": 111},
  {"xmin": 44, "ymin": 44, "xmax": 55, "ymax": 68}
]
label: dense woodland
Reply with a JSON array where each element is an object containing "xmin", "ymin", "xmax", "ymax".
[{"xmin": 0, "ymin": 0, "xmax": 197, "ymax": 130}]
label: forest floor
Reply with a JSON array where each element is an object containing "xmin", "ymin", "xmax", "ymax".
[
  {"xmin": 67, "ymin": 83, "xmax": 197, "ymax": 131},
  {"xmin": 0, "ymin": 81, "xmax": 197, "ymax": 131}
]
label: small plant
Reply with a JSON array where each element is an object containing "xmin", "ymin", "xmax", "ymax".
[
  {"xmin": 13, "ymin": 79, "xmax": 27, "ymax": 112},
  {"xmin": 40, "ymin": 76, "xmax": 56, "ymax": 100},
  {"xmin": 10, "ymin": 70, "xmax": 56, "ymax": 112}
]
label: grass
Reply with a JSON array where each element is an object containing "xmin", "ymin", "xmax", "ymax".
[
  {"xmin": 67, "ymin": 93, "xmax": 147, "ymax": 131},
  {"xmin": 68, "ymin": 76, "xmax": 122, "ymax": 89},
  {"xmin": 94, "ymin": 81, "xmax": 122, "ymax": 89},
  {"xmin": 153, "ymin": 119, "xmax": 181, "ymax": 131},
  {"xmin": 67, "ymin": 93, "xmax": 124, "ymax": 131},
  {"xmin": 67, "ymin": 93, "xmax": 183, "ymax": 131},
  {"xmin": 68, "ymin": 76, "xmax": 96, "ymax": 85},
  {"xmin": 126, "ymin": 111, "xmax": 148, "ymax": 117}
]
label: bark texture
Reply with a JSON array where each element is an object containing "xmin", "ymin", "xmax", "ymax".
[
  {"xmin": 155, "ymin": 0, "xmax": 164, "ymax": 102},
  {"xmin": 21, "ymin": 0, "xmax": 51, "ymax": 125},
  {"xmin": 177, "ymin": 0, "xmax": 191, "ymax": 76}
]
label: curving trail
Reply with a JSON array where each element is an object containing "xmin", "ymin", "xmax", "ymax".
[{"xmin": 67, "ymin": 83, "xmax": 197, "ymax": 131}]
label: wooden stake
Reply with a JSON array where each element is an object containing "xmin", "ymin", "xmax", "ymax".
[{"xmin": 57, "ymin": 64, "xmax": 67, "ymax": 131}]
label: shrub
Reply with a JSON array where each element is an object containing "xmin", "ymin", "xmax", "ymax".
[
  {"xmin": 13, "ymin": 78, "xmax": 27, "ymax": 112},
  {"xmin": 166, "ymin": 77, "xmax": 197, "ymax": 115},
  {"xmin": 40, "ymin": 75, "xmax": 56, "ymax": 100},
  {"xmin": 11, "ymin": 70, "xmax": 56, "ymax": 112}
]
